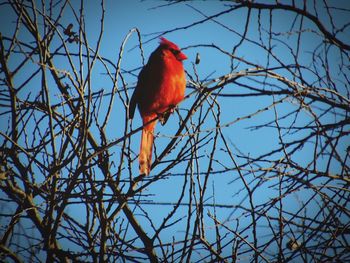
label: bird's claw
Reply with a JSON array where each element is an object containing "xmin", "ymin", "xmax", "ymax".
[{"xmin": 158, "ymin": 106, "xmax": 175, "ymax": 125}]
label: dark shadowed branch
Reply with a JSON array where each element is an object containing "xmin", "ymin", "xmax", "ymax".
[{"xmin": 0, "ymin": 1, "xmax": 349, "ymax": 262}]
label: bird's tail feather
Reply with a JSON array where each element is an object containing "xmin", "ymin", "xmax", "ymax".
[{"xmin": 139, "ymin": 119, "xmax": 157, "ymax": 175}]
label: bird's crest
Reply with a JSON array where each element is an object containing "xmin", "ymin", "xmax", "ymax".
[{"xmin": 159, "ymin": 37, "xmax": 180, "ymax": 51}]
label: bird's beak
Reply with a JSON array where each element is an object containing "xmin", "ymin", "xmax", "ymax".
[{"xmin": 177, "ymin": 52, "xmax": 187, "ymax": 61}]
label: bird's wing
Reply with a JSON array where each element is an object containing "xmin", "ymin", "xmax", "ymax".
[
  {"xmin": 129, "ymin": 66, "xmax": 147, "ymax": 119},
  {"xmin": 129, "ymin": 89, "xmax": 138, "ymax": 119}
]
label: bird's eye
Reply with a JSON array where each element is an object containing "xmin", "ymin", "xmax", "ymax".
[{"xmin": 171, "ymin": 49, "xmax": 180, "ymax": 55}]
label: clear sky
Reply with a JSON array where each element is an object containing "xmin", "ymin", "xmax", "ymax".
[{"xmin": 0, "ymin": 0, "xmax": 349, "ymax": 261}]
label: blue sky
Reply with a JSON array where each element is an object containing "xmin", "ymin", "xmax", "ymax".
[{"xmin": 0, "ymin": 0, "xmax": 349, "ymax": 261}]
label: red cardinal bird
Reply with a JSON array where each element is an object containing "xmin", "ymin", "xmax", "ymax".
[{"xmin": 129, "ymin": 37, "xmax": 187, "ymax": 175}]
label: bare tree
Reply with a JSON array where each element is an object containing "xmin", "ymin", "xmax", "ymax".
[{"xmin": 0, "ymin": 0, "xmax": 349, "ymax": 262}]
